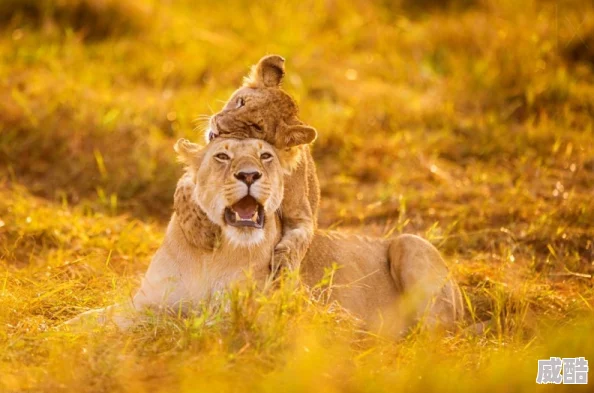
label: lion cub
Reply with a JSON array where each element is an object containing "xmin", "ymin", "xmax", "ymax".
[{"xmin": 176, "ymin": 55, "xmax": 319, "ymax": 275}]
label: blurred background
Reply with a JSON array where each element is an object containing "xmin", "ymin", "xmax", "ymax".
[
  {"xmin": 1, "ymin": 0, "xmax": 593, "ymax": 283},
  {"xmin": 2, "ymin": 0, "xmax": 594, "ymax": 265},
  {"xmin": 1, "ymin": 1, "xmax": 594, "ymax": 391}
]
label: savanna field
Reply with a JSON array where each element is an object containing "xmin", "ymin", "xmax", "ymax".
[{"xmin": 1, "ymin": 0, "xmax": 594, "ymax": 391}]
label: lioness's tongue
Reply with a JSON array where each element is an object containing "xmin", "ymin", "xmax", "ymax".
[{"xmin": 232, "ymin": 196, "xmax": 258, "ymax": 219}]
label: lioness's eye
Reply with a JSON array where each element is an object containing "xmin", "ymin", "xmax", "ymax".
[
  {"xmin": 235, "ymin": 97, "xmax": 245, "ymax": 109},
  {"xmin": 261, "ymin": 152, "xmax": 273, "ymax": 160},
  {"xmin": 215, "ymin": 153, "xmax": 230, "ymax": 161},
  {"xmin": 251, "ymin": 123, "xmax": 263, "ymax": 132}
]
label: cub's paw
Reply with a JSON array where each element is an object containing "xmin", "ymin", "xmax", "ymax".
[{"xmin": 272, "ymin": 243, "xmax": 297, "ymax": 277}]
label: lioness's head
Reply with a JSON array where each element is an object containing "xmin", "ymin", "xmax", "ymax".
[
  {"xmin": 206, "ymin": 55, "xmax": 317, "ymax": 149},
  {"xmin": 175, "ymin": 137, "xmax": 284, "ymax": 247}
]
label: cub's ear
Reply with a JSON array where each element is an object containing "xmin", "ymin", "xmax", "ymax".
[
  {"xmin": 174, "ymin": 138, "xmax": 204, "ymax": 166},
  {"xmin": 276, "ymin": 124, "xmax": 317, "ymax": 148},
  {"xmin": 244, "ymin": 54, "xmax": 285, "ymax": 88}
]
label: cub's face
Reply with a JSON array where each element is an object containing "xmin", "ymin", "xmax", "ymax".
[
  {"xmin": 208, "ymin": 86, "xmax": 298, "ymax": 145},
  {"xmin": 175, "ymin": 138, "xmax": 284, "ymax": 247},
  {"xmin": 205, "ymin": 55, "xmax": 317, "ymax": 150}
]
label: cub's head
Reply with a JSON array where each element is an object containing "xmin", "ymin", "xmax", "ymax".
[
  {"xmin": 175, "ymin": 137, "xmax": 284, "ymax": 247},
  {"xmin": 206, "ymin": 55, "xmax": 317, "ymax": 150}
]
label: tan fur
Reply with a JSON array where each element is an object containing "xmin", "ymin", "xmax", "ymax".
[
  {"xmin": 66, "ymin": 139, "xmax": 463, "ymax": 334},
  {"xmin": 301, "ymin": 232, "xmax": 464, "ymax": 335},
  {"xmin": 203, "ymin": 54, "xmax": 320, "ymax": 275},
  {"xmin": 174, "ymin": 172, "xmax": 221, "ymax": 250},
  {"xmin": 66, "ymin": 138, "xmax": 283, "ymax": 328}
]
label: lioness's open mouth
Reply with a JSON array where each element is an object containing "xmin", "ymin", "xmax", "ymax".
[{"xmin": 224, "ymin": 195, "xmax": 264, "ymax": 228}]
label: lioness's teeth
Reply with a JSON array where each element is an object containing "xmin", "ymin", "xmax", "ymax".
[
  {"xmin": 234, "ymin": 212, "xmax": 241, "ymax": 222},
  {"xmin": 251, "ymin": 210, "xmax": 259, "ymax": 222}
]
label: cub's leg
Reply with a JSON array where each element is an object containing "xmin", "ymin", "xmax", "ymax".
[
  {"xmin": 273, "ymin": 209, "xmax": 314, "ymax": 276},
  {"xmin": 174, "ymin": 172, "xmax": 221, "ymax": 250},
  {"xmin": 388, "ymin": 234, "xmax": 464, "ymax": 331},
  {"xmin": 272, "ymin": 157, "xmax": 315, "ymax": 276}
]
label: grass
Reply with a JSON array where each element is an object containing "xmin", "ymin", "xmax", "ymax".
[{"xmin": 1, "ymin": 0, "xmax": 594, "ymax": 391}]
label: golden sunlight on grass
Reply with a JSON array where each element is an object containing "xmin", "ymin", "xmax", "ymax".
[{"xmin": 1, "ymin": 0, "xmax": 593, "ymax": 392}]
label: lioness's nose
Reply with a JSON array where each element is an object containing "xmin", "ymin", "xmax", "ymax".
[{"xmin": 235, "ymin": 171, "xmax": 262, "ymax": 186}]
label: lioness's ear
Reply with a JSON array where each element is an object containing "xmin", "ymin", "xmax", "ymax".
[
  {"xmin": 174, "ymin": 138, "xmax": 204, "ymax": 166},
  {"xmin": 276, "ymin": 124, "xmax": 317, "ymax": 148},
  {"xmin": 244, "ymin": 54, "xmax": 285, "ymax": 88}
]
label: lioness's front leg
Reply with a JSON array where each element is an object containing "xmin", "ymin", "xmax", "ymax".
[
  {"xmin": 63, "ymin": 301, "xmax": 139, "ymax": 329},
  {"xmin": 65, "ymin": 225, "xmax": 196, "ymax": 329}
]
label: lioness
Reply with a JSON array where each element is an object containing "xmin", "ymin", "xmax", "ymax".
[
  {"xmin": 67, "ymin": 138, "xmax": 463, "ymax": 333},
  {"xmin": 177, "ymin": 54, "xmax": 319, "ymax": 276}
]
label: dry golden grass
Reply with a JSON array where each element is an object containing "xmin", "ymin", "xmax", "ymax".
[{"xmin": 1, "ymin": 0, "xmax": 593, "ymax": 391}]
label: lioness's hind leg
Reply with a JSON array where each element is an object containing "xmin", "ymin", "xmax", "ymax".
[{"xmin": 388, "ymin": 234, "xmax": 464, "ymax": 331}]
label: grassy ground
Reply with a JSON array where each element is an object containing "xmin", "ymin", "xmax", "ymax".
[{"xmin": 1, "ymin": 0, "xmax": 594, "ymax": 391}]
